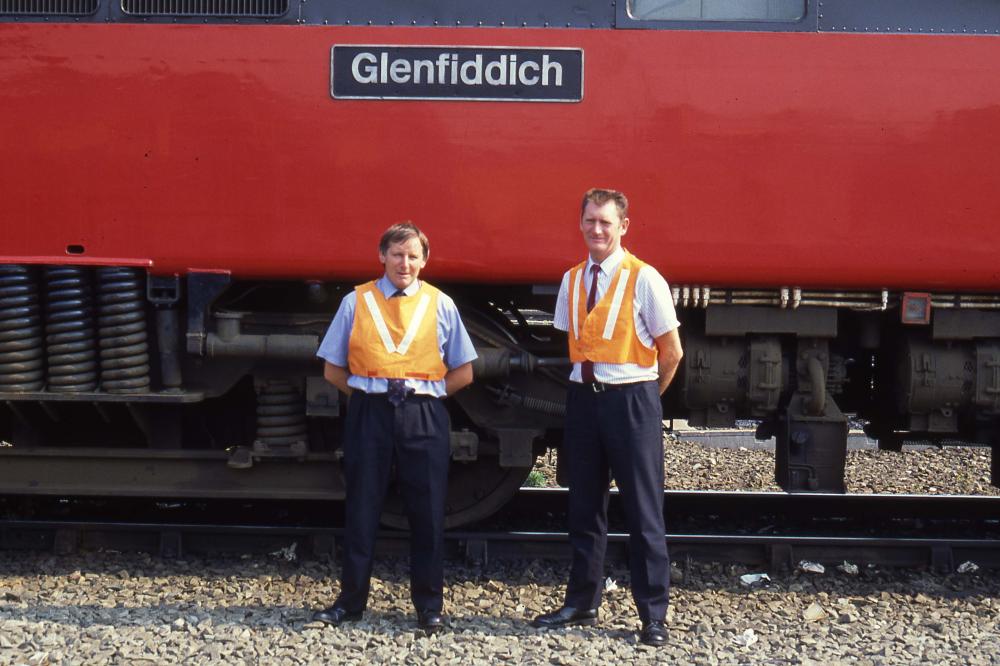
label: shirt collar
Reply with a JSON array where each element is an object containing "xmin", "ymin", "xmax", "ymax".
[
  {"xmin": 376, "ymin": 276, "xmax": 420, "ymax": 298},
  {"xmin": 586, "ymin": 247, "xmax": 626, "ymax": 276}
]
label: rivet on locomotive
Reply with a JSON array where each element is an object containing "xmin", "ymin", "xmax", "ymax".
[{"xmin": 2, "ymin": 0, "xmax": 1000, "ymax": 525}]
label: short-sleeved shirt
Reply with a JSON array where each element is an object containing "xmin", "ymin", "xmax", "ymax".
[
  {"xmin": 554, "ymin": 247, "xmax": 680, "ymax": 384},
  {"xmin": 317, "ymin": 276, "xmax": 478, "ymax": 397}
]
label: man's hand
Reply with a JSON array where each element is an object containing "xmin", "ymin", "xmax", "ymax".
[
  {"xmin": 654, "ymin": 329, "xmax": 683, "ymax": 396},
  {"xmin": 444, "ymin": 362, "xmax": 474, "ymax": 396},
  {"xmin": 323, "ymin": 362, "xmax": 353, "ymax": 396}
]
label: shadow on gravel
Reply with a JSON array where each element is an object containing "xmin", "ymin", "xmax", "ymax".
[
  {"xmin": 1, "ymin": 553, "xmax": 998, "ymax": 606},
  {"xmin": 0, "ymin": 603, "xmax": 312, "ymax": 628}
]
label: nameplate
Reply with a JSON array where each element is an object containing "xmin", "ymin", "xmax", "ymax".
[{"xmin": 331, "ymin": 45, "xmax": 584, "ymax": 102}]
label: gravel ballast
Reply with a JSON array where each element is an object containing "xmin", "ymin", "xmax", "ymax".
[
  {"xmin": 1, "ymin": 437, "xmax": 998, "ymax": 664},
  {"xmin": 0, "ymin": 553, "xmax": 997, "ymax": 665},
  {"xmin": 532, "ymin": 436, "xmax": 1000, "ymax": 496}
]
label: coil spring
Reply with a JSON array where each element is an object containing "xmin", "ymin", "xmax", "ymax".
[
  {"xmin": 518, "ymin": 393, "xmax": 566, "ymax": 417},
  {"xmin": 488, "ymin": 384, "xmax": 566, "ymax": 417},
  {"xmin": 0, "ymin": 265, "xmax": 45, "ymax": 392},
  {"xmin": 255, "ymin": 380, "xmax": 307, "ymax": 446},
  {"xmin": 97, "ymin": 267, "xmax": 150, "ymax": 393},
  {"xmin": 44, "ymin": 266, "xmax": 98, "ymax": 392}
]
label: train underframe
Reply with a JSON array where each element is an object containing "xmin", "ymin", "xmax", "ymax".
[{"xmin": 1, "ymin": 265, "xmax": 999, "ymax": 527}]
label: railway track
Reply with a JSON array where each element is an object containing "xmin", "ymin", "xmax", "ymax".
[{"xmin": 1, "ymin": 489, "xmax": 998, "ymax": 572}]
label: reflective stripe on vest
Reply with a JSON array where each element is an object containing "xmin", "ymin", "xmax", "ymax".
[
  {"xmin": 348, "ymin": 281, "xmax": 447, "ymax": 381},
  {"xmin": 601, "ymin": 266, "xmax": 630, "ymax": 340},
  {"xmin": 361, "ymin": 289, "xmax": 432, "ymax": 356}
]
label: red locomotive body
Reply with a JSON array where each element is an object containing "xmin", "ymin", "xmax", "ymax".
[
  {"xmin": 2, "ymin": 0, "xmax": 1000, "ymax": 522},
  {"xmin": 4, "ymin": 24, "xmax": 1000, "ymax": 288}
]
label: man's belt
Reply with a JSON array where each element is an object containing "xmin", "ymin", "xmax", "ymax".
[{"xmin": 579, "ymin": 380, "xmax": 649, "ymax": 393}]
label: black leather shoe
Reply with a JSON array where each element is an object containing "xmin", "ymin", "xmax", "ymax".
[
  {"xmin": 531, "ymin": 606, "xmax": 599, "ymax": 629},
  {"xmin": 311, "ymin": 606, "xmax": 362, "ymax": 626},
  {"xmin": 417, "ymin": 611, "xmax": 444, "ymax": 635},
  {"xmin": 640, "ymin": 620, "xmax": 668, "ymax": 647}
]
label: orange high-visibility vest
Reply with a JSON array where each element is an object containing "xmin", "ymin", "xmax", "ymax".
[
  {"xmin": 567, "ymin": 253, "xmax": 658, "ymax": 366},
  {"xmin": 348, "ymin": 281, "xmax": 447, "ymax": 380}
]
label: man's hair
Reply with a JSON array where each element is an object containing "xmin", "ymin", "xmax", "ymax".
[
  {"xmin": 581, "ymin": 188, "xmax": 629, "ymax": 221},
  {"xmin": 379, "ymin": 222, "xmax": 429, "ymax": 259}
]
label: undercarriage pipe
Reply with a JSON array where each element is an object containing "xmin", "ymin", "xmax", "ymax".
[
  {"xmin": 807, "ymin": 356, "xmax": 826, "ymax": 415},
  {"xmin": 472, "ymin": 347, "xmax": 567, "ymax": 379},
  {"xmin": 206, "ymin": 313, "xmax": 319, "ymax": 360}
]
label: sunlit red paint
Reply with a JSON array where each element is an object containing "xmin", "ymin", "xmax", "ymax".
[{"xmin": 2, "ymin": 24, "xmax": 1000, "ymax": 289}]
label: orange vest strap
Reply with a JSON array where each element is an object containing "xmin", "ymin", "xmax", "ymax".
[{"xmin": 566, "ymin": 253, "xmax": 658, "ymax": 367}]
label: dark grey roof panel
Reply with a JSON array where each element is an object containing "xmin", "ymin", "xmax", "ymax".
[
  {"xmin": 1, "ymin": 0, "xmax": 616, "ymax": 25},
  {"xmin": 818, "ymin": 0, "xmax": 1000, "ymax": 34},
  {"xmin": 8, "ymin": 0, "xmax": 1000, "ymax": 33},
  {"xmin": 300, "ymin": 0, "xmax": 615, "ymax": 28}
]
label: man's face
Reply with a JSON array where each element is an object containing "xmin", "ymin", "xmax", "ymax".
[
  {"xmin": 380, "ymin": 236, "xmax": 427, "ymax": 290},
  {"xmin": 580, "ymin": 200, "xmax": 629, "ymax": 263}
]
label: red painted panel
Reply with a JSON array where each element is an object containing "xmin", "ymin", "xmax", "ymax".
[{"xmin": 2, "ymin": 24, "xmax": 1000, "ymax": 289}]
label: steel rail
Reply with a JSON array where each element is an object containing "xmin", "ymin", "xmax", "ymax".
[
  {"xmin": 511, "ymin": 488, "xmax": 1000, "ymax": 524},
  {"xmin": 3, "ymin": 488, "xmax": 999, "ymax": 529},
  {"xmin": 2, "ymin": 487, "xmax": 1000, "ymax": 570},
  {"xmin": 1, "ymin": 519, "xmax": 998, "ymax": 571}
]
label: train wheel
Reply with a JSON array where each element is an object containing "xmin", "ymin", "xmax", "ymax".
[{"xmin": 379, "ymin": 456, "xmax": 534, "ymax": 529}]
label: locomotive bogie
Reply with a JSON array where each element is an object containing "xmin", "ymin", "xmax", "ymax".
[
  {"xmin": 2, "ymin": 265, "xmax": 1000, "ymax": 519},
  {"xmin": 0, "ymin": 266, "xmax": 570, "ymax": 526}
]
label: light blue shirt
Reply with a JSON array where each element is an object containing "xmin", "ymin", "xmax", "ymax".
[{"xmin": 316, "ymin": 276, "xmax": 478, "ymax": 397}]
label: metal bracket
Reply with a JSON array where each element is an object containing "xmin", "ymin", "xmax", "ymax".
[
  {"xmin": 450, "ymin": 429, "xmax": 479, "ymax": 462},
  {"xmin": 490, "ymin": 427, "xmax": 541, "ymax": 468},
  {"xmin": 464, "ymin": 538, "xmax": 488, "ymax": 566},
  {"xmin": 976, "ymin": 343, "xmax": 1000, "ymax": 414},
  {"xmin": 160, "ymin": 531, "xmax": 183, "ymax": 559},
  {"xmin": 185, "ymin": 272, "xmax": 231, "ymax": 355},
  {"xmin": 930, "ymin": 545, "xmax": 954, "ymax": 574},
  {"xmin": 706, "ymin": 306, "xmax": 837, "ymax": 338},
  {"xmin": 775, "ymin": 393, "xmax": 848, "ymax": 493},
  {"xmin": 796, "ymin": 340, "xmax": 830, "ymax": 415},
  {"xmin": 305, "ymin": 376, "xmax": 340, "ymax": 418},
  {"xmin": 310, "ymin": 533, "xmax": 336, "ymax": 559},
  {"xmin": 749, "ymin": 336, "xmax": 782, "ymax": 415},
  {"xmin": 993, "ymin": 442, "xmax": 1000, "ymax": 488},
  {"xmin": 768, "ymin": 544, "xmax": 794, "ymax": 573},
  {"xmin": 147, "ymin": 274, "xmax": 181, "ymax": 306},
  {"xmin": 53, "ymin": 529, "xmax": 79, "ymax": 555}
]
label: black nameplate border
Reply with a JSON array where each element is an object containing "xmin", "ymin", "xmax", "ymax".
[{"xmin": 331, "ymin": 45, "xmax": 584, "ymax": 102}]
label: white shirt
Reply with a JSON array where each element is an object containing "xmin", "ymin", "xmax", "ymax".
[{"xmin": 553, "ymin": 247, "xmax": 680, "ymax": 384}]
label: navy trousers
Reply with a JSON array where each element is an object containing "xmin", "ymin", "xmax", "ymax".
[
  {"xmin": 562, "ymin": 380, "xmax": 670, "ymax": 623},
  {"xmin": 335, "ymin": 391, "xmax": 451, "ymax": 614}
]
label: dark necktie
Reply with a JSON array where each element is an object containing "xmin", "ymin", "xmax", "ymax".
[
  {"xmin": 387, "ymin": 289, "xmax": 408, "ymax": 405},
  {"xmin": 581, "ymin": 264, "xmax": 600, "ymax": 383}
]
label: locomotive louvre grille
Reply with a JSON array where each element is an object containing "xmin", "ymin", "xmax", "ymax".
[
  {"xmin": 0, "ymin": 0, "xmax": 97, "ymax": 15},
  {"xmin": 121, "ymin": 0, "xmax": 287, "ymax": 16}
]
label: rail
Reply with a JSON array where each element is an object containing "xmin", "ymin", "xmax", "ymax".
[{"xmin": 1, "ymin": 490, "xmax": 998, "ymax": 571}]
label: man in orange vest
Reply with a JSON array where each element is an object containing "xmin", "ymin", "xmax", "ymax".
[
  {"xmin": 533, "ymin": 188, "xmax": 684, "ymax": 647},
  {"xmin": 312, "ymin": 222, "xmax": 476, "ymax": 634}
]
